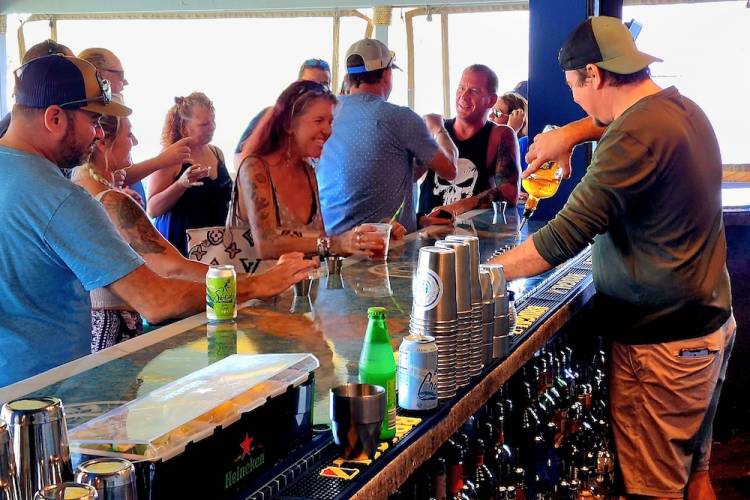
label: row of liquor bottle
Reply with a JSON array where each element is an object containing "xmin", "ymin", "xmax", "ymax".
[{"xmin": 390, "ymin": 336, "xmax": 617, "ymax": 499}]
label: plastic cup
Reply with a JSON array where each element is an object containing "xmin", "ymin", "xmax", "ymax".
[{"xmin": 364, "ymin": 223, "xmax": 391, "ymax": 260}]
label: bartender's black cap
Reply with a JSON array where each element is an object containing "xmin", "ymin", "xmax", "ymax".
[{"xmin": 558, "ymin": 16, "xmax": 661, "ymax": 74}]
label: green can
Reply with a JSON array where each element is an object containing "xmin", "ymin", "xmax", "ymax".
[{"xmin": 206, "ymin": 264, "xmax": 237, "ymax": 321}]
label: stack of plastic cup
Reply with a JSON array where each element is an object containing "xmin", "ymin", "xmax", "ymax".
[
  {"xmin": 480, "ymin": 263, "xmax": 511, "ymax": 359},
  {"xmin": 410, "ymin": 246, "xmax": 457, "ymax": 400},
  {"xmin": 445, "ymin": 235, "xmax": 483, "ymax": 376},
  {"xmin": 479, "ymin": 268, "xmax": 495, "ymax": 367},
  {"xmin": 434, "ymin": 240, "xmax": 473, "ymax": 388}
]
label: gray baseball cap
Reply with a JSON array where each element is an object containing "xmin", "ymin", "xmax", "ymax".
[{"xmin": 346, "ymin": 38, "xmax": 401, "ymax": 74}]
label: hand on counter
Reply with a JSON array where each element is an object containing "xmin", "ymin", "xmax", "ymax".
[
  {"xmin": 242, "ymin": 252, "xmax": 318, "ymax": 300},
  {"xmin": 419, "ymin": 206, "xmax": 455, "ymax": 228}
]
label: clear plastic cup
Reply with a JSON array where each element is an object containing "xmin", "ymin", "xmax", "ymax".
[{"xmin": 364, "ymin": 223, "xmax": 391, "ymax": 260}]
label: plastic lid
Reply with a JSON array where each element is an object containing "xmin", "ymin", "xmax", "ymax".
[
  {"xmin": 69, "ymin": 354, "xmax": 319, "ymax": 462},
  {"xmin": 367, "ymin": 306, "xmax": 386, "ymax": 318}
]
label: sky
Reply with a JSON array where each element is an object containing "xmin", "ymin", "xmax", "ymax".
[{"xmin": 3, "ymin": 1, "xmax": 748, "ymax": 177}]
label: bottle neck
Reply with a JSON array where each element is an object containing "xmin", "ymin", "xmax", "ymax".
[{"xmin": 365, "ymin": 316, "xmax": 390, "ymax": 343}]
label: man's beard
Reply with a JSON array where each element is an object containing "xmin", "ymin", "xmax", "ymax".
[{"xmin": 58, "ymin": 117, "xmax": 94, "ymax": 171}]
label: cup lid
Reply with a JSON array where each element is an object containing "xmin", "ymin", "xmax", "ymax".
[{"xmin": 1, "ymin": 396, "xmax": 65, "ymax": 426}]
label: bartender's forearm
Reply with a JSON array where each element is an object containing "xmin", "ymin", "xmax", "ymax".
[
  {"xmin": 487, "ymin": 237, "xmax": 553, "ymax": 281},
  {"xmin": 564, "ymin": 116, "xmax": 605, "ymax": 144}
]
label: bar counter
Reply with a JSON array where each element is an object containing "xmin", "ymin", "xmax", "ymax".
[{"xmin": 0, "ymin": 208, "xmax": 595, "ymax": 499}]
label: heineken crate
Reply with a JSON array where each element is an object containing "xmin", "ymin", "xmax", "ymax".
[{"xmin": 70, "ymin": 354, "xmax": 318, "ymax": 499}]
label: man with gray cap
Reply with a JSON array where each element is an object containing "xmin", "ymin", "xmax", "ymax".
[
  {"xmin": 0, "ymin": 55, "xmax": 315, "ymax": 387},
  {"xmin": 317, "ymin": 38, "xmax": 457, "ymax": 235},
  {"xmin": 488, "ymin": 16, "xmax": 733, "ymax": 500}
]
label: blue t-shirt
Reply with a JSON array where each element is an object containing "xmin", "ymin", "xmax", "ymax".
[
  {"xmin": 0, "ymin": 146, "xmax": 144, "ymax": 387},
  {"xmin": 317, "ymin": 93, "xmax": 439, "ymax": 235}
]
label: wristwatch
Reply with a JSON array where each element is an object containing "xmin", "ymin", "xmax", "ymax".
[{"xmin": 317, "ymin": 236, "xmax": 331, "ymax": 259}]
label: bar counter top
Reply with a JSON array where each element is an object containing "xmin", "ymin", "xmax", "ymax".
[{"xmin": 0, "ymin": 207, "xmax": 596, "ymax": 499}]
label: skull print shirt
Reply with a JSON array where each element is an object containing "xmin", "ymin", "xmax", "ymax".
[{"xmin": 417, "ymin": 118, "xmax": 494, "ymax": 216}]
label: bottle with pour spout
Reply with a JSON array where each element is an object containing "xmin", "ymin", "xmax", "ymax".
[{"xmin": 518, "ymin": 125, "xmax": 563, "ymax": 233}]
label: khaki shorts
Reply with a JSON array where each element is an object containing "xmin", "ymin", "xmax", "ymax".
[{"xmin": 610, "ymin": 315, "xmax": 736, "ymax": 498}]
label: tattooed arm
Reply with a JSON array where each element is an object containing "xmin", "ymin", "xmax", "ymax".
[
  {"xmin": 236, "ymin": 156, "xmax": 372, "ymax": 258},
  {"xmin": 483, "ymin": 124, "xmax": 521, "ymax": 207},
  {"xmin": 423, "ymin": 125, "xmax": 521, "ymax": 218},
  {"xmin": 99, "ymin": 190, "xmax": 208, "ymax": 281}
]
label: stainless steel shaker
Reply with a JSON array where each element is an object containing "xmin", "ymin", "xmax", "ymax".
[
  {"xmin": 75, "ymin": 458, "xmax": 137, "ymax": 500},
  {"xmin": 1, "ymin": 397, "xmax": 72, "ymax": 500},
  {"xmin": 0, "ymin": 421, "xmax": 20, "ymax": 500},
  {"xmin": 33, "ymin": 483, "xmax": 97, "ymax": 500}
]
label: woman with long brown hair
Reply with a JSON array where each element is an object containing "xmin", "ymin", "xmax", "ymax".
[
  {"xmin": 235, "ymin": 80, "xmax": 402, "ymax": 259},
  {"xmin": 149, "ymin": 92, "xmax": 232, "ymax": 255}
]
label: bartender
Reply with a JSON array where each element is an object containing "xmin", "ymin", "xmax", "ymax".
[{"xmin": 490, "ymin": 17, "xmax": 734, "ymax": 500}]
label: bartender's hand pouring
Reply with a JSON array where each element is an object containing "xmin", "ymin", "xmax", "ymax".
[{"xmin": 525, "ymin": 127, "xmax": 573, "ymax": 180}]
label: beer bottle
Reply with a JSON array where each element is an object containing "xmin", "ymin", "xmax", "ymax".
[
  {"xmin": 359, "ymin": 306, "xmax": 397, "ymax": 440},
  {"xmin": 470, "ymin": 438, "xmax": 499, "ymax": 499}
]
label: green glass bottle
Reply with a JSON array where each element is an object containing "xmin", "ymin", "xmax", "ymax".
[{"xmin": 359, "ymin": 306, "xmax": 397, "ymax": 440}]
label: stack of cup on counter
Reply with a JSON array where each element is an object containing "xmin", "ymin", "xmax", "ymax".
[
  {"xmin": 410, "ymin": 246, "xmax": 457, "ymax": 400},
  {"xmin": 434, "ymin": 240, "xmax": 473, "ymax": 388},
  {"xmin": 480, "ymin": 263, "xmax": 512, "ymax": 359},
  {"xmin": 0, "ymin": 397, "xmax": 138, "ymax": 500},
  {"xmin": 444, "ymin": 235, "xmax": 484, "ymax": 376},
  {"xmin": 479, "ymin": 268, "xmax": 495, "ymax": 366}
]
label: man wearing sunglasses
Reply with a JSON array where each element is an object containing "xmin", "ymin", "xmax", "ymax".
[
  {"xmin": 0, "ymin": 55, "xmax": 316, "ymax": 387},
  {"xmin": 232, "ymin": 58, "xmax": 332, "ymax": 167},
  {"xmin": 417, "ymin": 64, "xmax": 521, "ymax": 228}
]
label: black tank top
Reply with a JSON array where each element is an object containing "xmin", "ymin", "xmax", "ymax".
[{"xmin": 417, "ymin": 118, "xmax": 494, "ymax": 215}]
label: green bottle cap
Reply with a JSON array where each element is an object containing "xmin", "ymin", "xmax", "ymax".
[{"xmin": 367, "ymin": 306, "xmax": 386, "ymax": 318}]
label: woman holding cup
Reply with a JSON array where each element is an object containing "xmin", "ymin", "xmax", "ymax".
[{"xmin": 235, "ymin": 80, "xmax": 403, "ymax": 260}]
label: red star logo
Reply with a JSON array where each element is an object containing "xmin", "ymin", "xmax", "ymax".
[{"xmin": 240, "ymin": 433, "xmax": 253, "ymax": 459}]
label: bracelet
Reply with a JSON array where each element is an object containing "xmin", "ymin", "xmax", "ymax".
[{"xmin": 316, "ymin": 236, "xmax": 331, "ymax": 259}]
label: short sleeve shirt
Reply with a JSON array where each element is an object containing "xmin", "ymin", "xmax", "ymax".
[
  {"xmin": 317, "ymin": 93, "xmax": 439, "ymax": 235},
  {"xmin": 0, "ymin": 146, "xmax": 144, "ymax": 387}
]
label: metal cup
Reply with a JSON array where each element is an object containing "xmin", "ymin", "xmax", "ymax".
[
  {"xmin": 293, "ymin": 278, "xmax": 312, "ymax": 297},
  {"xmin": 0, "ymin": 422, "xmax": 20, "ymax": 500},
  {"xmin": 435, "ymin": 240, "xmax": 472, "ymax": 313},
  {"xmin": 33, "ymin": 483, "xmax": 97, "ymax": 500},
  {"xmin": 411, "ymin": 246, "xmax": 457, "ymax": 323},
  {"xmin": 329, "ymin": 384, "xmax": 385, "ymax": 460},
  {"xmin": 1, "ymin": 397, "xmax": 72, "ymax": 500},
  {"xmin": 480, "ymin": 263, "xmax": 509, "ymax": 316},
  {"xmin": 479, "ymin": 268, "xmax": 495, "ymax": 323},
  {"xmin": 444, "ymin": 235, "xmax": 480, "ymax": 304},
  {"xmin": 75, "ymin": 458, "xmax": 136, "ymax": 500},
  {"xmin": 325, "ymin": 256, "xmax": 344, "ymax": 275}
]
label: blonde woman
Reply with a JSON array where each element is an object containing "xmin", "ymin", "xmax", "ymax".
[{"xmin": 149, "ymin": 92, "xmax": 232, "ymax": 255}]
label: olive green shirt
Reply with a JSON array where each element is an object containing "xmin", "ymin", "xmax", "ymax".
[{"xmin": 533, "ymin": 87, "xmax": 731, "ymax": 343}]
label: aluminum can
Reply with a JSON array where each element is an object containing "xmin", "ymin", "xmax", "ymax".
[
  {"xmin": 206, "ymin": 265, "xmax": 237, "ymax": 321},
  {"xmin": 398, "ymin": 335, "xmax": 438, "ymax": 410}
]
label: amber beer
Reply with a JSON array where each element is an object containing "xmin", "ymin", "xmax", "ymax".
[
  {"xmin": 519, "ymin": 125, "xmax": 563, "ymax": 230},
  {"xmin": 206, "ymin": 265, "xmax": 237, "ymax": 321}
]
